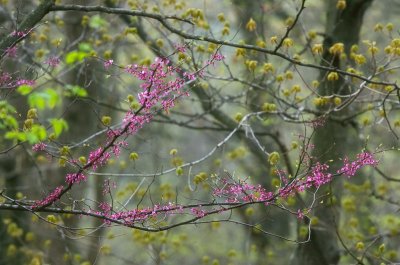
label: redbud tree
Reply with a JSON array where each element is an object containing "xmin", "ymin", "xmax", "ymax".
[{"xmin": 0, "ymin": 0, "xmax": 399, "ymax": 264}]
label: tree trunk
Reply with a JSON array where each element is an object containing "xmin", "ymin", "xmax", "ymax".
[{"xmin": 294, "ymin": 1, "xmax": 373, "ymax": 264}]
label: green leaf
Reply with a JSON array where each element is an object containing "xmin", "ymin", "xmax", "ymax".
[
  {"xmin": 89, "ymin": 15, "xmax": 108, "ymax": 29},
  {"xmin": 28, "ymin": 93, "xmax": 46, "ymax": 110},
  {"xmin": 77, "ymin": 51, "xmax": 87, "ymax": 61},
  {"xmin": 5, "ymin": 131, "xmax": 27, "ymax": 142},
  {"xmin": 65, "ymin": 85, "xmax": 88, "ymax": 97},
  {"xmin": 45, "ymin": 88, "xmax": 60, "ymax": 109},
  {"xmin": 49, "ymin": 118, "xmax": 68, "ymax": 137},
  {"xmin": 65, "ymin": 50, "xmax": 87, "ymax": 65},
  {"xmin": 27, "ymin": 125, "xmax": 47, "ymax": 144},
  {"xmin": 5, "ymin": 116, "xmax": 18, "ymax": 129},
  {"xmin": 0, "ymin": 101, "xmax": 17, "ymax": 113},
  {"xmin": 17, "ymin": 85, "xmax": 33, "ymax": 95},
  {"xmin": 79, "ymin": 42, "xmax": 92, "ymax": 52},
  {"xmin": 27, "ymin": 89, "xmax": 61, "ymax": 110},
  {"xmin": 65, "ymin": 50, "xmax": 79, "ymax": 64}
]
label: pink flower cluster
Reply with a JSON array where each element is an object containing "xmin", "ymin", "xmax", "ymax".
[
  {"xmin": 213, "ymin": 152, "xmax": 378, "ymax": 205},
  {"xmin": 88, "ymin": 147, "xmax": 111, "ymax": 170},
  {"xmin": 16, "ymin": 79, "xmax": 35, "ymax": 86},
  {"xmin": 76, "ymin": 151, "xmax": 378, "ymax": 225},
  {"xmin": 32, "ymin": 186, "xmax": 63, "ymax": 209},
  {"xmin": 337, "ymin": 152, "xmax": 378, "ymax": 177},
  {"xmin": 125, "ymin": 57, "xmax": 189, "ymax": 112},
  {"xmin": 45, "ymin": 56, "xmax": 61, "ymax": 67},
  {"xmin": 99, "ymin": 202, "xmax": 112, "ymax": 213},
  {"xmin": 32, "ymin": 52, "xmax": 224, "ymax": 210},
  {"xmin": 0, "ymin": 72, "xmax": 11, "ymax": 85},
  {"xmin": 32, "ymin": 142, "xmax": 46, "ymax": 152},
  {"xmin": 65, "ymin": 173, "xmax": 87, "ymax": 184},
  {"xmin": 104, "ymin": 59, "xmax": 113, "ymax": 69},
  {"xmin": 121, "ymin": 113, "xmax": 152, "ymax": 136},
  {"xmin": 103, "ymin": 203, "xmax": 183, "ymax": 225},
  {"xmin": 111, "ymin": 141, "xmax": 128, "ymax": 157},
  {"xmin": 5, "ymin": 46, "xmax": 17, "ymax": 57},
  {"xmin": 190, "ymin": 206, "xmax": 207, "ymax": 218},
  {"xmin": 11, "ymin": 30, "xmax": 28, "ymax": 37},
  {"xmin": 213, "ymin": 178, "xmax": 274, "ymax": 203},
  {"xmin": 302, "ymin": 163, "xmax": 332, "ymax": 189}
]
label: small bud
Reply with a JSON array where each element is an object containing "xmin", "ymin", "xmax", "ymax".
[
  {"xmin": 312, "ymin": 44, "xmax": 323, "ymax": 55},
  {"xmin": 176, "ymin": 167, "xmax": 183, "ymax": 176},
  {"xmin": 336, "ymin": 0, "xmax": 346, "ymax": 10},
  {"xmin": 268, "ymin": 151, "xmax": 280, "ymax": 166},
  {"xmin": 308, "ymin": 31, "xmax": 317, "ymax": 39},
  {"xmin": 155, "ymin": 39, "xmax": 164, "ymax": 47},
  {"xmin": 101, "ymin": 116, "xmax": 112, "ymax": 126},
  {"xmin": 355, "ymin": 241, "xmax": 364, "ymax": 251},
  {"xmin": 59, "ymin": 146, "xmax": 70, "ymax": 156},
  {"xmin": 169, "ymin": 149, "xmax": 178, "ymax": 155},
  {"xmin": 129, "ymin": 152, "xmax": 139, "ymax": 161},
  {"xmin": 262, "ymin": 103, "xmax": 277, "ymax": 112},
  {"xmin": 59, "ymin": 156, "xmax": 67, "ymax": 167},
  {"xmin": 256, "ymin": 39, "xmax": 266, "ymax": 48},
  {"xmin": 245, "ymin": 207, "xmax": 255, "ymax": 216},
  {"xmin": 312, "ymin": 80, "xmax": 320, "ymax": 88},
  {"xmin": 27, "ymin": 108, "xmax": 37, "ymax": 119},
  {"xmin": 386, "ymin": 23, "xmax": 394, "ymax": 32},
  {"xmin": 262, "ymin": 63, "xmax": 274, "ymax": 73},
  {"xmin": 217, "ymin": 13, "xmax": 225, "ymax": 22},
  {"xmin": 285, "ymin": 71, "xmax": 294, "ymax": 80},
  {"xmin": 79, "ymin": 156, "xmax": 87, "ymax": 164},
  {"xmin": 378, "ymin": 243, "xmax": 385, "ymax": 253},
  {"xmin": 329, "ymin": 43, "xmax": 344, "ymax": 55},
  {"xmin": 282, "ymin": 38, "xmax": 294, "ymax": 48},
  {"xmin": 234, "ymin": 112, "xmax": 243, "ymax": 122},
  {"xmin": 46, "ymin": 215, "xmax": 57, "ymax": 223},
  {"xmin": 24, "ymin": 119, "xmax": 34, "ymax": 130},
  {"xmin": 327, "ymin": 72, "xmax": 339, "ymax": 81},
  {"xmin": 221, "ymin": 26, "xmax": 230, "ymax": 36},
  {"xmin": 246, "ymin": 60, "xmax": 258, "ymax": 71},
  {"xmin": 246, "ymin": 18, "xmax": 256, "ymax": 32},
  {"xmin": 235, "ymin": 48, "xmax": 245, "ymax": 57},
  {"xmin": 333, "ymin": 97, "xmax": 342, "ymax": 106}
]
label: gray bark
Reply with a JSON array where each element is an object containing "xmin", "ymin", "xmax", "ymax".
[{"xmin": 294, "ymin": 1, "xmax": 373, "ymax": 264}]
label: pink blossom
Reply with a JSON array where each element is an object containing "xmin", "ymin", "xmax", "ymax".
[
  {"xmin": 212, "ymin": 53, "xmax": 225, "ymax": 61},
  {"xmin": 104, "ymin": 59, "xmax": 113, "ymax": 69},
  {"xmin": 122, "ymin": 113, "xmax": 152, "ymax": 135},
  {"xmin": 102, "ymin": 179, "xmax": 116, "ymax": 195},
  {"xmin": 88, "ymin": 147, "xmax": 111, "ymax": 170},
  {"xmin": 0, "ymin": 72, "xmax": 11, "ymax": 85},
  {"xmin": 304, "ymin": 162, "xmax": 332, "ymax": 188},
  {"xmin": 191, "ymin": 206, "xmax": 206, "ymax": 217},
  {"xmin": 11, "ymin": 30, "xmax": 28, "ymax": 37},
  {"xmin": 111, "ymin": 141, "xmax": 128, "ymax": 157},
  {"xmin": 174, "ymin": 44, "xmax": 186, "ymax": 53},
  {"xmin": 338, "ymin": 152, "xmax": 378, "ymax": 177},
  {"xmin": 32, "ymin": 142, "xmax": 46, "ymax": 152},
  {"xmin": 65, "ymin": 173, "xmax": 87, "ymax": 184},
  {"xmin": 16, "ymin": 79, "xmax": 35, "ymax": 86},
  {"xmin": 5, "ymin": 46, "xmax": 17, "ymax": 57},
  {"xmin": 297, "ymin": 209, "xmax": 305, "ymax": 219},
  {"xmin": 99, "ymin": 202, "xmax": 112, "ymax": 213},
  {"xmin": 32, "ymin": 186, "xmax": 64, "ymax": 209},
  {"xmin": 124, "ymin": 56, "xmax": 190, "ymax": 114},
  {"xmin": 45, "ymin": 56, "xmax": 61, "ymax": 67},
  {"xmin": 310, "ymin": 116, "xmax": 326, "ymax": 128},
  {"xmin": 213, "ymin": 177, "xmax": 274, "ymax": 203}
]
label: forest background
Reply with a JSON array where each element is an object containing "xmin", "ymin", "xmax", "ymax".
[{"xmin": 0, "ymin": 0, "xmax": 400, "ymax": 265}]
